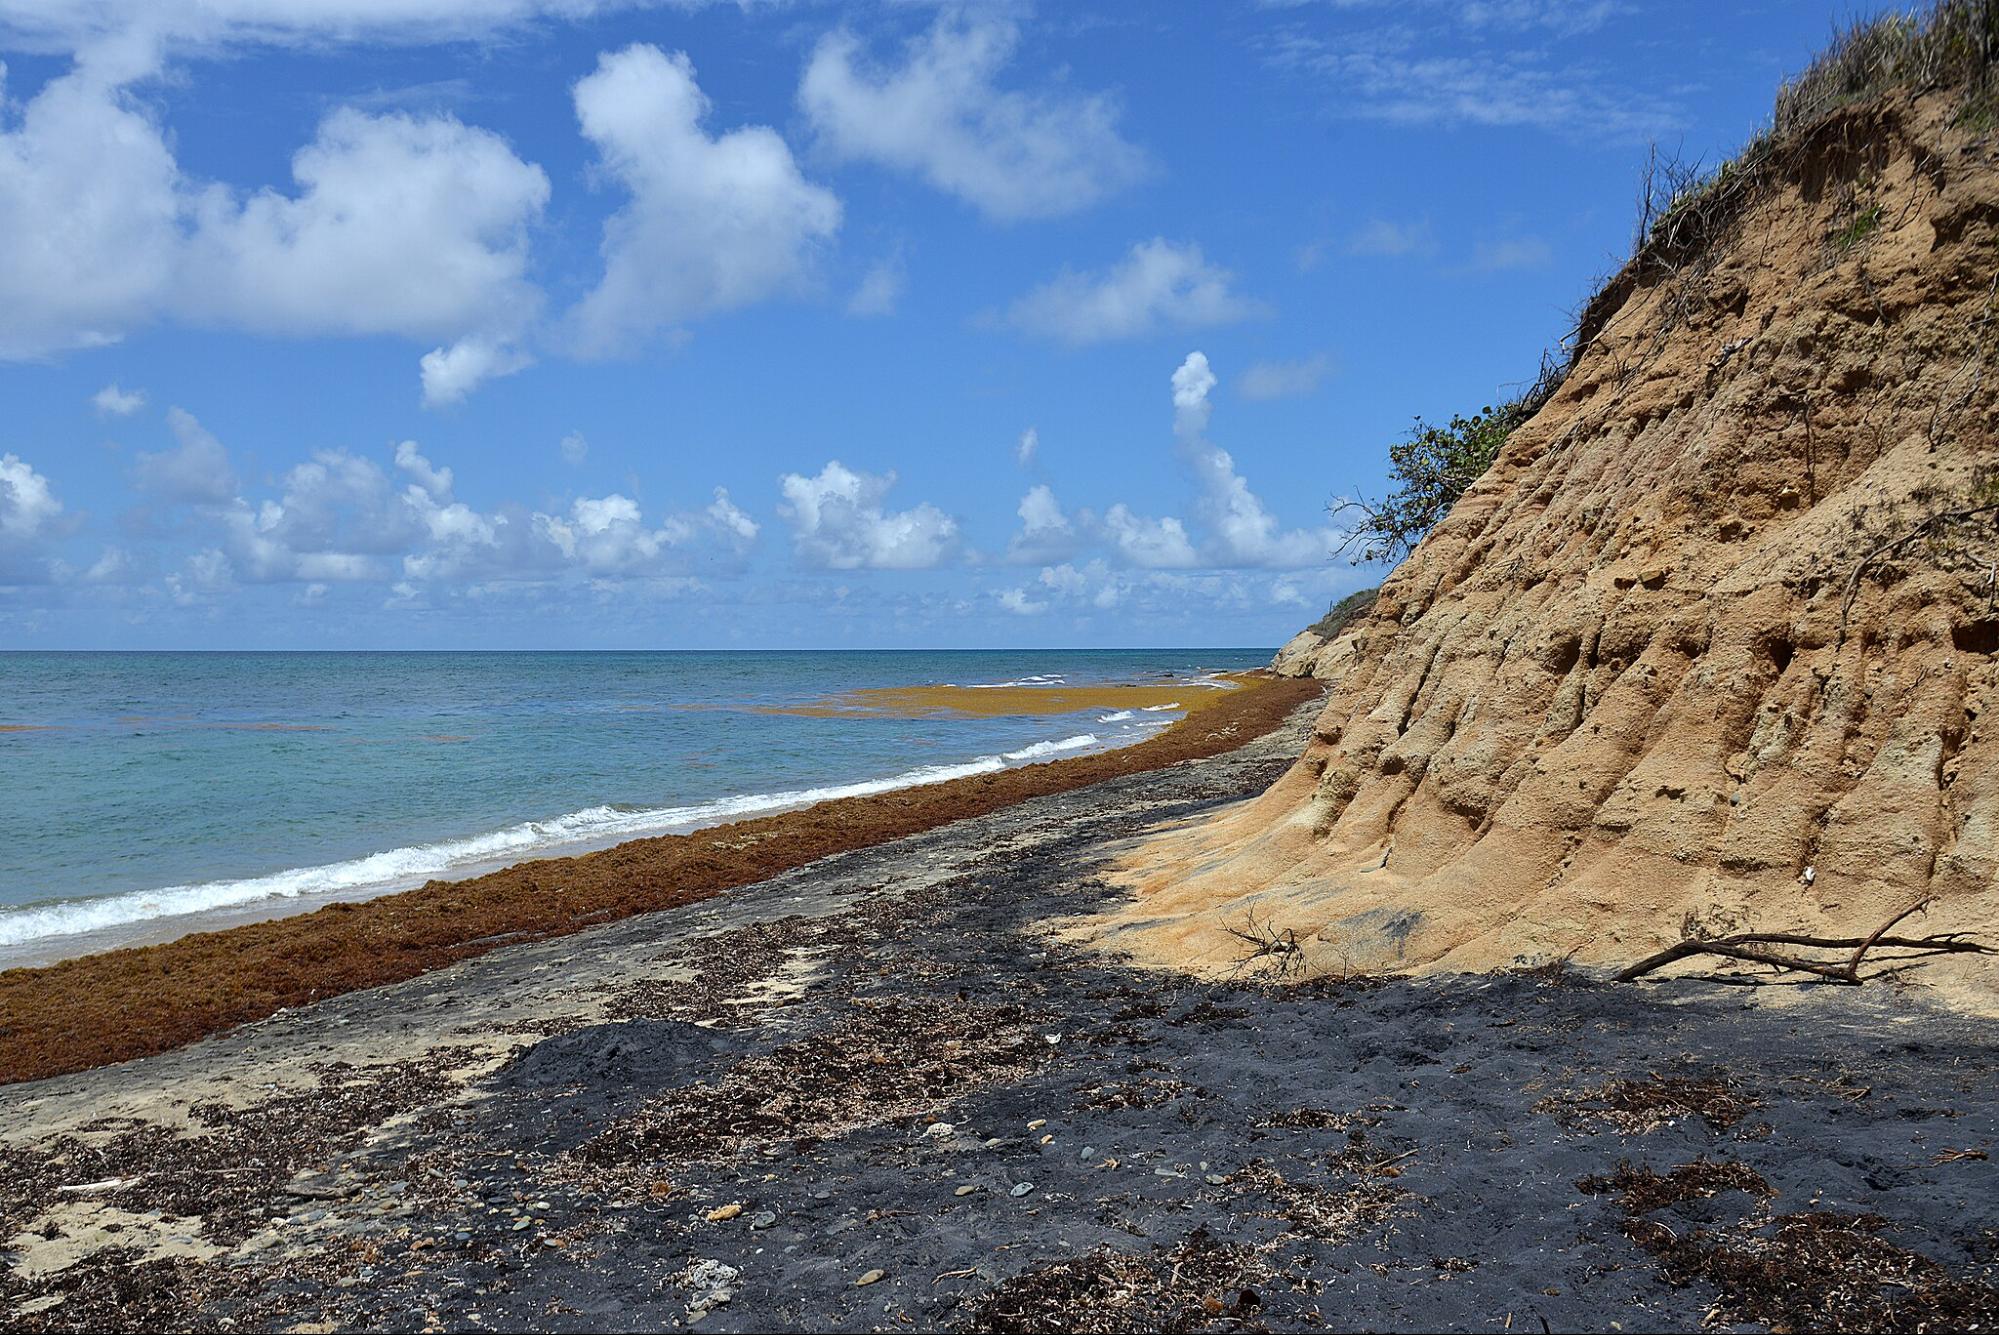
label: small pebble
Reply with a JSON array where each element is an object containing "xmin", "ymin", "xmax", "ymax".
[
  {"xmin": 1010, "ymin": 1183, "xmax": 1036, "ymax": 1198},
  {"xmin": 1205, "ymin": 1174, "xmax": 1227, "ymax": 1186},
  {"xmin": 749, "ymin": 1211, "xmax": 777, "ymax": 1230},
  {"xmin": 1026, "ymin": 1119, "xmax": 1047, "ymax": 1131},
  {"xmin": 856, "ymin": 1269, "xmax": 886, "ymax": 1287},
  {"xmin": 954, "ymin": 1184, "xmax": 979, "ymax": 1197}
]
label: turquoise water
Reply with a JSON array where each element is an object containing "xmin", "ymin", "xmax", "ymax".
[{"xmin": 0, "ymin": 650, "xmax": 1265, "ymax": 961}]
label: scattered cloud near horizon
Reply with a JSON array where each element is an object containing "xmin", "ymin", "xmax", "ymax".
[
  {"xmin": 777, "ymin": 460, "xmax": 960, "ymax": 571},
  {"xmin": 6, "ymin": 347, "xmax": 1346, "ymax": 613},
  {"xmin": 996, "ymin": 350, "xmax": 1341, "ymax": 590}
]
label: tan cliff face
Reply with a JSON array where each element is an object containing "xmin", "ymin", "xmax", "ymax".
[
  {"xmin": 1082, "ymin": 94, "xmax": 1999, "ymax": 1000},
  {"xmin": 1269, "ymin": 626, "xmax": 1356, "ymax": 680}
]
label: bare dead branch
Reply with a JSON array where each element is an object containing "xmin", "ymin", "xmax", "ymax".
[
  {"xmin": 1224, "ymin": 911, "xmax": 1307, "ymax": 980},
  {"xmin": 1618, "ymin": 899, "xmax": 1991, "ymax": 984}
]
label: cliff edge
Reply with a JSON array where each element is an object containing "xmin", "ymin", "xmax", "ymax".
[{"xmin": 1083, "ymin": 86, "xmax": 1999, "ymax": 1001}]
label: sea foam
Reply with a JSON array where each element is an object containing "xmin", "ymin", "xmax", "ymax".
[{"xmin": 0, "ymin": 740, "xmax": 1106, "ymax": 948}]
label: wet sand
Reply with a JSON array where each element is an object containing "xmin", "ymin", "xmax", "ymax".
[{"xmin": 3, "ymin": 694, "xmax": 1996, "ymax": 1332}]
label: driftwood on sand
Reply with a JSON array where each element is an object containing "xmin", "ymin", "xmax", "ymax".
[{"xmin": 1617, "ymin": 899, "xmax": 1993, "ymax": 985}]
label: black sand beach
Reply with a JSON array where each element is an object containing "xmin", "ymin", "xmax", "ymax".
[{"xmin": 4, "ymin": 699, "xmax": 1997, "ymax": 1332}]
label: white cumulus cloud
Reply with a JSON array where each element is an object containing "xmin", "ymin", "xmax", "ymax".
[
  {"xmin": 1171, "ymin": 351, "xmax": 1334, "ymax": 569},
  {"xmin": 420, "ymin": 335, "xmax": 533, "ymax": 407},
  {"xmin": 799, "ymin": 8, "xmax": 1147, "ymax": 222},
  {"xmin": 1006, "ymin": 352, "xmax": 1336, "ymax": 574},
  {"xmin": 0, "ymin": 59, "xmax": 547, "ymax": 404},
  {"xmin": 1100, "ymin": 503, "xmax": 1199, "ymax": 569},
  {"xmin": 569, "ymin": 44, "xmax": 841, "ymax": 356},
  {"xmin": 0, "ymin": 452, "xmax": 62, "ymax": 544},
  {"xmin": 0, "ymin": 61, "xmax": 183, "ymax": 359},
  {"xmin": 393, "ymin": 439, "xmax": 454, "ymax": 497},
  {"xmin": 1003, "ymin": 239, "xmax": 1267, "ymax": 345},
  {"xmin": 92, "ymin": 382, "xmax": 146, "ymax": 416},
  {"xmin": 132, "ymin": 407, "xmax": 238, "ymax": 505},
  {"xmin": 1006, "ymin": 483, "xmax": 1084, "ymax": 564},
  {"xmin": 777, "ymin": 460, "xmax": 958, "ymax": 570},
  {"xmin": 126, "ymin": 420, "xmax": 756, "ymax": 593},
  {"xmin": 182, "ymin": 108, "xmax": 547, "ymax": 342},
  {"xmin": 997, "ymin": 586, "xmax": 1046, "ymax": 615}
]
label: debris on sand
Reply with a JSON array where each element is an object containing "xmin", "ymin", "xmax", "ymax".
[
  {"xmin": 962, "ymin": 1228, "xmax": 1275, "ymax": 1334},
  {"xmin": 1615, "ymin": 1202, "xmax": 1999, "ymax": 1331},
  {"xmin": 570, "ymin": 997, "xmax": 1052, "ymax": 1172},
  {"xmin": 1577, "ymin": 1158, "xmax": 1775, "ymax": 1213},
  {"xmin": 675, "ymin": 1258, "xmax": 740, "ymax": 1318},
  {"xmin": 1539, "ymin": 1074, "xmax": 1759, "ymax": 1135}
]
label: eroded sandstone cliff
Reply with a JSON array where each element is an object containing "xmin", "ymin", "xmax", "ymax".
[{"xmin": 1086, "ymin": 92, "xmax": 1999, "ymax": 1000}]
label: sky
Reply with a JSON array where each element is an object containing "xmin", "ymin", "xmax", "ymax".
[{"xmin": 0, "ymin": 0, "xmax": 1863, "ymax": 649}]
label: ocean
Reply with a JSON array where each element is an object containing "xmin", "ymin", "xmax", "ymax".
[{"xmin": 0, "ymin": 649, "xmax": 1266, "ymax": 966}]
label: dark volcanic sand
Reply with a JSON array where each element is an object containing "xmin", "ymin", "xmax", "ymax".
[{"xmin": 3, "ymin": 702, "xmax": 1997, "ymax": 1332}]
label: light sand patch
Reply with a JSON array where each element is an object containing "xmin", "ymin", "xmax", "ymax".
[
  {"xmin": 720, "ymin": 945, "xmax": 831, "ymax": 1009},
  {"xmin": 7, "ymin": 1201, "xmax": 226, "ymax": 1278}
]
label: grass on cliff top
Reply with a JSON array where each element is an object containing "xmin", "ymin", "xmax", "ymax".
[
  {"xmin": 1629, "ymin": 0, "xmax": 1996, "ymax": 283},
  {"xmin": 1308, "ymin": 587, "xmax": 1379, "ymax": 640}
]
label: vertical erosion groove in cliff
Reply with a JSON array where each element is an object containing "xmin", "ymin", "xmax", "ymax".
[{"xmin": 1098, "ymin": 93, "xmax": 1999, "ymax": 997}]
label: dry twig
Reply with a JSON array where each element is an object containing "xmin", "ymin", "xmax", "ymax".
[
  {"xmin": 1618, "ymin": 899, "xmax": 1990, "ymax": 984},
  {"xmin": 1224, "ymin": 911, "xmax": 1307, "ymax": 979},
  {"xmin": 1837, "ymin": 502, "xmax": 1999, "ymax": 644}
]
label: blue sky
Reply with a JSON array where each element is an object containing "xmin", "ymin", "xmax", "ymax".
[{"xmin": 0, "ymin": 0, "xmax": 1856, "ymax": 649}]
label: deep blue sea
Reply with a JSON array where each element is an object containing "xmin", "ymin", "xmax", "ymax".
[{"xmin": 0, "ymin": 650, "xmax": 1265, "ymax": 964}]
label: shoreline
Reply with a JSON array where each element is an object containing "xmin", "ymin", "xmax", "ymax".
[
  {"xmin": 0, "ymin": 672, "xmax": 1321, "ymax": 1087},
  {"xmin": 0, "ymin": 702, "xmax": 1176, "ymax": 971}
]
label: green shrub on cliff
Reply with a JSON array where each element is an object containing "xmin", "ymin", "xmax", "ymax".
[{"xmin": 1334, "ymin": 401, "xmax": 1530, "ymax": 565}]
